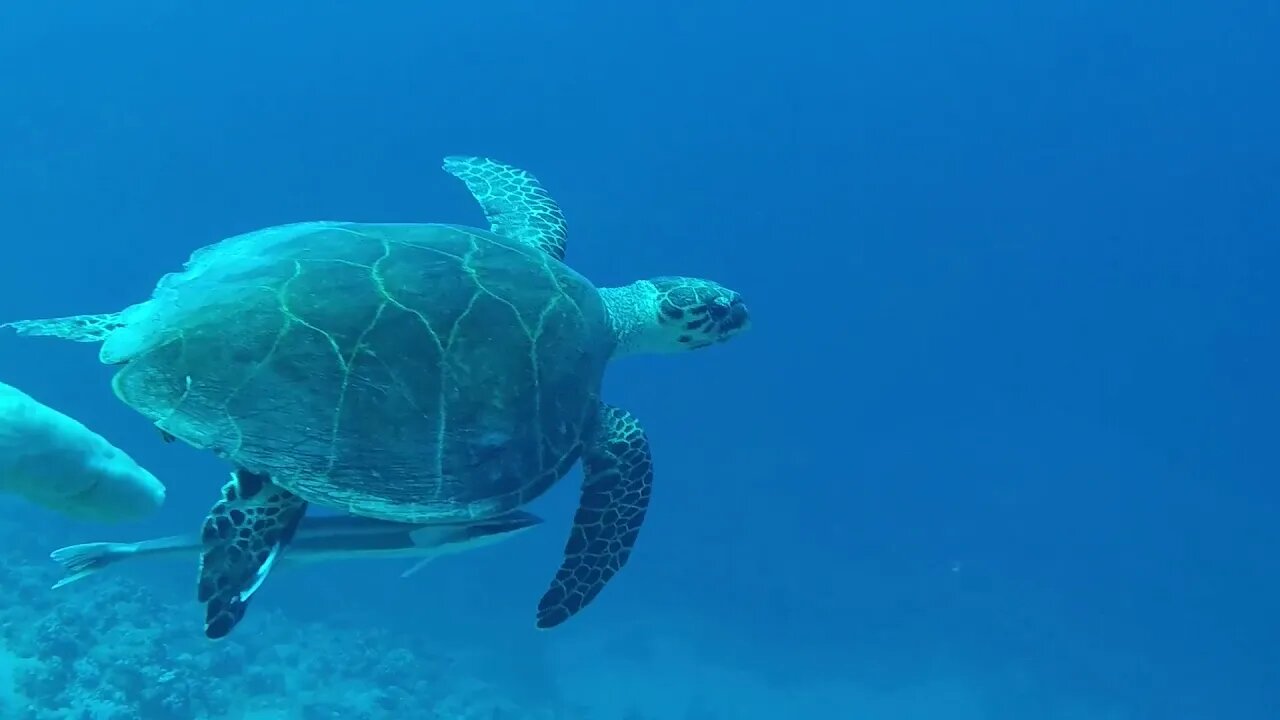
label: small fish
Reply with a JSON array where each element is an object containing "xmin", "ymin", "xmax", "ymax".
[{"xmin": 48, "ymin": 511, "xmax": 541, "ymax": 589}]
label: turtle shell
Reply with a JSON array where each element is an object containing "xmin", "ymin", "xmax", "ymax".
[{"xmin": 106, "ymin": 221, "xmax": 611, "ymax": 522}]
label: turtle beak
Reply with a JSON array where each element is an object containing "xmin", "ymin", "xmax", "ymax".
[
  {"xmin": 711, "ymin": 295, "xmax": 750, "ymax": 338},
  {"xmin": 727, "ymin": 297, "xmax": 750, "ymax": 333}
]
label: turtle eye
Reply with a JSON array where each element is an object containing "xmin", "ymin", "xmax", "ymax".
[{"xmin": 706, "ymin": 297, "xmax": 731, "ymax": 320}]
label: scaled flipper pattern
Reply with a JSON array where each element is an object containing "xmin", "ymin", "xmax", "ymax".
[
  {"xmin": 442, "ymin": 155, "xmax": 568, "ymax": 259},
  {"xmin": 197, "ymin": 470, "xmax": 307, "ymax": 639},
  {"xmin": 2, "ymin": 312, "xmax": 124, "ymax": 342},
  {"xmin": 537, "ymin": 404, "xmax": 653, "ymax": 628}
]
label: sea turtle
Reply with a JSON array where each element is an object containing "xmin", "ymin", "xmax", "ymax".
[{"xmin": 3, "ymin": 156, "xmax": 751, "ymax": 639}]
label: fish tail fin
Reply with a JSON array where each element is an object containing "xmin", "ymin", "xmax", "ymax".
[{"xmin": 49, "ymin": 541, "xmax": 138, "ymax": 589}]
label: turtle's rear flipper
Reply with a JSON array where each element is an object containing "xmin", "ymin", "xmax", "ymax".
[
  {"xmin": 197, "ymin": 469, "xmax": 306, "ymax": 640},
  {"xmin": 536, "ymin": 404, "xmax": 653, "ymax": 629},
  {"xmin": 2, "ymin": 312, "xmax": 124, "ymax": 342}
]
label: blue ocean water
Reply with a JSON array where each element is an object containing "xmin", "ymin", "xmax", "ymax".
[{"xmin": 0, "ymin": 1, "xmax": 1276, "ymax": 718}]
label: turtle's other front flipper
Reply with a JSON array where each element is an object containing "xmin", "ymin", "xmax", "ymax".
[
  {"xmin": 1, "ymin": 312, "xmax": 124, "ymax": 342},
  {"xmin": 441, "ymin": 155, "xmax": 568, "ymax": 259},
  {"xmin": 197, "ymin": 469, "xmax": 306, "ymax": 640},
  {"xmin": 537, "ymin": 404, "xmax": 653, "ymax": 629}
]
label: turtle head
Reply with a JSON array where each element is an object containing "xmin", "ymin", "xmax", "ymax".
[{"xmin": 601, "ymin": 276, "xmax": 750, "ymax": 357}]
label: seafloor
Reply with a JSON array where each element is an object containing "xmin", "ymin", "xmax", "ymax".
[
  {"xmin": 0, "ymin": 513, "xmax": 584, "ymax": 720},
  {"xmin": 0, "ymin": 501, "xmax": 1132, "ymax": 720},
  {"xmin": 0, "ymin": 507, "xmax": 850, "ymax": 720}
]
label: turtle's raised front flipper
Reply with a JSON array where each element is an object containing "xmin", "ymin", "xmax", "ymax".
[
  {"xmin": 537, "ymin": 404, "xmax": 653, "ymax": 629},
  {"xmin": 197, "ymin": 469, "xmax": 307, "ymax": 640},
  {"xmin": 441, "ymin": 155, "xmax": 568, "ymax": 260},
  {"xmin": 1, "ymin": 312, "xmax": 124, "ymax": 342}
]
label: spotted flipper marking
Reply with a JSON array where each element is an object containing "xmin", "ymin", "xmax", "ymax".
[
  {"xmin": 442, "ymin": 155, "xmax": 568, "ymax": 259},
  {"xmin": 536, "ymin": 404, "xmax": 652, "ymax": 628},
  {"xmin": 1, "ymin": 312, "xmax": 124, "ymax": 342},
  {"xmin": 197, "ymin": 470, "xmax": 307, "ymax": 640}
]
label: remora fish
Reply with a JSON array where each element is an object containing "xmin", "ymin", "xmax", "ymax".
[{"xmin": 49, "ymin": 511, "xmax": 541, "ymax": 589}]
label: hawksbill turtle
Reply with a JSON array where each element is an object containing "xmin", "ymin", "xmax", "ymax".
[{"xmin": 3, "ymin": 156, "xmax": 751, "ymax": 638}]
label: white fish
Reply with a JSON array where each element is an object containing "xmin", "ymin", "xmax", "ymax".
[{"xmin": 0, "ymin": 380, "xmax": 164, "ymax": 522}]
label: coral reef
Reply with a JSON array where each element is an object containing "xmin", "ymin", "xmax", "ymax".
[{"xmin": 0, "ymin": 513, "xmax": 578, "ymax": 720}]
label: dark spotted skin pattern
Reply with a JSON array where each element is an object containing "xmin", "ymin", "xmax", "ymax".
[
  {"xmin": 651, "ymin": 276, "xmax": 750, "ymax": 350},
  {"xmin": 197, "ymin": 469, "xmax": 306, "ymax": 640},
  {"xmin": 536, "ymin": 404, "xmax": 652, "ymax": 628}
]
